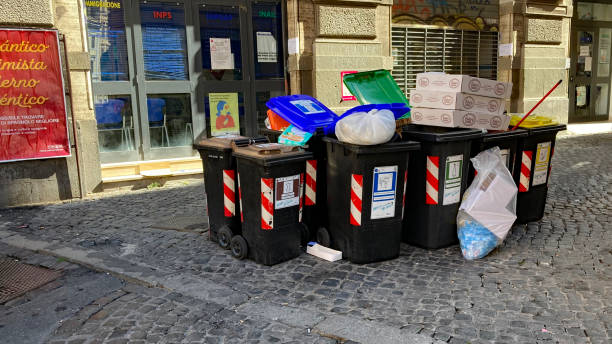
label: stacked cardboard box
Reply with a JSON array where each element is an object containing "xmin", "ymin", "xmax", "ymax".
[{"xmin": 409, "ymin": 73, "xmax": 512, "ymax": 130}]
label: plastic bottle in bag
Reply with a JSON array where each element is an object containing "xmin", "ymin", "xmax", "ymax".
[{"xmin": 457, "ymin": 147, "xmax": 518, "ymax": 260}]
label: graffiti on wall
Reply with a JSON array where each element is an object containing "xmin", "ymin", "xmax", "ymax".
[{"xmin": 392, "ymin": 0, "xmax": 499, "ymax": 31}]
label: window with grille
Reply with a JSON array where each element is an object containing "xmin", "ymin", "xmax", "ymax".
[{"xmin": 392, "ymin": 27, "xmax": 499, "ymax": 99}]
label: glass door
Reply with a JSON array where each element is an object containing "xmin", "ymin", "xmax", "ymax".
[
  {"xmin": 594, "ymin": 27, "xmax": 611, "ymax": 121},
  {"xmin": 194, "ymin": 0, "xmax": 252, "ymax": 138},
  {"xmin": 87, "ymin": 0, "xmax": 288, "ymax": 163},
  {"xmin": 250, "ymin": 1, "xmax": 287, "ymax": 134},
  {"xmin": 570, "ymin": 29, "xmax": 595, "ymax": 122},
  {"xmin": 570, "ymin": 24, "xmax": 612, "ymax": 122},
  {"xmin": 86, "ymin": 0, "xmax": 141, "ymax": 163},
  {"xmin": 132, "ymin": 0, "xmax": 197, "ymax": 160}
]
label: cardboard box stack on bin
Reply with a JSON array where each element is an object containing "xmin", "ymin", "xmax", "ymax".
[{"xmin": 409, "ymin": 73, "xmax": 513, "ymax": 130}]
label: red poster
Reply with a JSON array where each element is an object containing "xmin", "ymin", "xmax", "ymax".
[{"xmin": 0, "ymin": 29, "xmax": 70, "ymax": 163}]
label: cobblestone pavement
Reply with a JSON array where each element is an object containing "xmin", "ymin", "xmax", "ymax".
[
  {"xmin": 0, "ymin": 133, "xmax": 610, "ymax": 343},
  {"xmin": 0, "ymin": 244, "xmax": 337, "ymax": 344}
]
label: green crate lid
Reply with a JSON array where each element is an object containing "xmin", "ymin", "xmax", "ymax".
[{"xmin": 343, "ymin": 70, "xmax": 410, "ymax": 106}]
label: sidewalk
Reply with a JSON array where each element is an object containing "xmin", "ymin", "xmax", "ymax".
[{"xmin": 0, "ymin": 133, "xmax": 610, "ymax": 344}]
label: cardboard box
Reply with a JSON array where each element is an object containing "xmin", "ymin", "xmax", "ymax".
[
  {"xmin": 416, "ymin": 73, "xmax": 512, "ymax": 99},
  {"xmin": 409, "ymin": 89, "xmax": 505, "ymax": 115},
  {"xmin": 410, "ymin": 108, "xmax": 512, "ymax": 130}
]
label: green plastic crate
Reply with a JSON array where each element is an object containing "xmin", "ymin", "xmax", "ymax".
[{"xmin": 343, "ymin": 69, "xmax": 410, "ymax": 106}]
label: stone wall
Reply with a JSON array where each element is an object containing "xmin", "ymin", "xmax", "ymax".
[
  {"xmin": 499, "ymin": 0, "xmax": 573, "ymax": 123},
  {"xmin": 287, "ymin": 0, "xmax": 393, "ymax": 114},
  {"xmin": 0, "ymin": 0, "xmax": 101, "ymax": 207}
]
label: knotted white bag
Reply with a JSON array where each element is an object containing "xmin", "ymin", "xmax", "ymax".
[{"xmin": 335, "ymin": 109, "xmax": 395, "ymax": 145}]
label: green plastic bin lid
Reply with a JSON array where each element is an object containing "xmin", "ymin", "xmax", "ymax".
[{"xmin": 342, "ymin": 70, "xmax": 410, "ymax": 106}]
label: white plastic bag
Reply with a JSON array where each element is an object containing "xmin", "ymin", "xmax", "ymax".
[
  {"xmin": 335, "ymin": 109, "xmax": 395, "ymax": 145},
  {"xmin": 457, "ymin": 147, "xmax": 517, "ymax": 260}
]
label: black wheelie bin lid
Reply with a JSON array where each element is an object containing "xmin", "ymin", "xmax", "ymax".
[
  {"xmin": 481, "ymin": 129, "xmax": 528, "ymax": 142},
  {"xmin": 402, "ymin": 125, "xmax": 485, "ymax": 143},
  {"xmin": 232, "ymin": 143, "xmax": 313, "ymax": 167},
  {"xmin": 194, "ymin": 135, "xmax": 268, "ymax": 153},
  {"xmin": 322, "ymin": 137, "xmax": 420, "ymax": 154},
  {"xmin": 508, "ymin": 115, "xmax": 566, "ymax": 135}
]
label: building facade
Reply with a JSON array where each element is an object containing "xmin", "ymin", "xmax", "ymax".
[{"xmin": 0, "ymin": 0, "xmax": 609, "ymax": 206}]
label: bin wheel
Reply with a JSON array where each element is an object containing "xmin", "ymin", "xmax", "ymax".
[
  {"xmin": 230, "ymin": 235, "xmax": 248, "ymax": 260},
  {"xmin": 317, "ymin": 227, "xmax": 331, "ymax": 247},
  {"xmin": 218, "ymin": 226, "xmax": 233, "ymax": 250}
]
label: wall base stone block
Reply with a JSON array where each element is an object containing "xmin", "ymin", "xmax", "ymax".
[
  {"xmin": 76, "ymin": 119, "xmax": 103, "ymax": 195},
  {"xmin": 0, "ymin": 156, "xmax": 80, "ymax": 208}
]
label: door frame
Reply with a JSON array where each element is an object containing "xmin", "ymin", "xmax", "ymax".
[
  {"xmin": 89, "ymin": 0, "xmax": 142, "ymax": 163},
  {"xmin": 569, "ymin": 2, "xmax": 612, "ymax": 123},
  {"xmin": 193, "ymin": 0, "xmax": 287, "ymax": 138},
  {"xmin": 193, "ymin": 0, "xmax": 256, "ymax": 138},
  {"xmin": 88, "ymin": 0, "xmax": 288, "ymax": 163},
  {"xmin": 248, "ymin": 0, "xmax": 288, "ymax": 133}
]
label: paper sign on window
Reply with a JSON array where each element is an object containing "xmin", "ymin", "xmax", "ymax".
[
  {"xmin": 256, "ymin": 32, "xmax": 277, "ymax": 63},
  {"xmin": 210, "ymin": 38, "xmax": 234, "ymax": 70}
]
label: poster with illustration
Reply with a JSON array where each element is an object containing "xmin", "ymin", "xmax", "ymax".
[{"xmin": 209, "ymin": 92, "xmax": 240, "ymax": 136}]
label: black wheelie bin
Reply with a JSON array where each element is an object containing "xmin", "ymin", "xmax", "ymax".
[
  {"xmin": 401, "ymin": 125, "xmax": 484, "ymax": 249},
  {"xmin": 508, "ymin": 116, "xmax": 566, "ymax": 223},
  {"xmin": 468, "ymin": 129, "xmax": 528, "ymax": 185},
  {"xmin": 231, "ymin": 143, "xmax": 312, "ymax": 265},
  {"xmin": 321, "ymin": 137, "xmax": 420, "ymax": 263},
  {"xmin": 194, "ymin": 136, "xmax": 267, "ymax": 249}
]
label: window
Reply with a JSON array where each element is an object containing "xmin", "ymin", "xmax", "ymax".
[
  {"xmin": 140, "ymin": 1, "xmax": 188, "ymax": 80},
  {"xmin": 391, "ymin": 27, "xmax": 499, "ymax": 99},
  {"xmin": 85, "ymin": 0, "xmax": 129, "ymax": 81}
]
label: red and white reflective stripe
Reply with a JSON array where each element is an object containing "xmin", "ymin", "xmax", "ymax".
[
  {"xmin": 223, "ymin": 169, "xmax": 236, "ymax": 217},
  {"xmin": 237, "ymin": 173, "xmax": 243, "ymax": 223},
  {"xmin": 261, "ymin": 178, "xmax": 274, "ymax": 230},
  {"xmin": 305, "ymin": 160, "xmax": 317, "ymax": 206},
  {"xmin": 299, "ymin": 173, "xmax": 304, "ymax": 222},
  {"xmin": 350, "ymin": 174, "xmax": 363, "ymax": 226},
  {"xmin": 519, "ymin": 151, "xmax": 533, "ymax": 192},
  {"xmin": 425, "ymin": 156, "xmax": 439, "ymax": 205},
  {"xmin": 402, "ymin": 170, "xmax": 408, "ymax": 219}
]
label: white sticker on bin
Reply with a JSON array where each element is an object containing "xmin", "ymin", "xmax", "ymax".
[
  {"xmin": 275, "ymin": 174, "xmax": 300, "ymax": 209},
  {"xmin": 290, "ymin": 100, "xmax": 326, "ymax": 114},
  {"xmin": 532, "ymin": 142, "xmax": 551, "ymax": 186},
  {"xmin": 443, "ymin": 155, "xmax": 463, "ymax": 205},
  {"xmin": 371, "ymin": 166, "xmax": 398, "ymax": 219}
]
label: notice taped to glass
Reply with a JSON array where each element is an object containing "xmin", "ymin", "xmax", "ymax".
[
  {"xmin": 256, "ymin": 32, "xmax": 277, "ymax": 63},
  {"xmin": 210, "ymin": 38, "xmax": 233, "ymax": 70},
  {"xmin": 0, "ymin": 29, "xmax": 70, "ymax": 163},
  {"xmin": 275, "ymin": 174, "xmax": 300, "ymax": 209}
]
